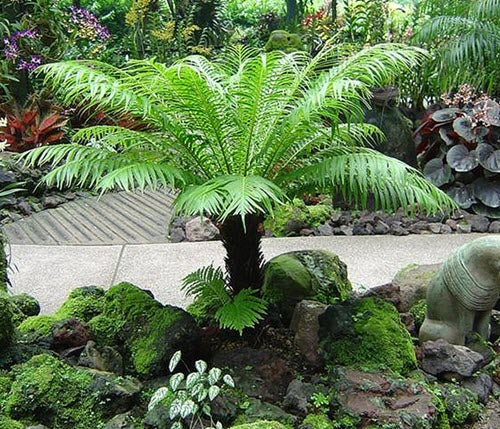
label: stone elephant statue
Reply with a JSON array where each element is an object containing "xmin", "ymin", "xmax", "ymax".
[{"xmin": 419, "ymin": 236, "xmax": 500, "ymax": 346}]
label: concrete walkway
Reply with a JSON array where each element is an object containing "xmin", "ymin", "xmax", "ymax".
[
  {"xmin": 3, "ymin": 189, "xmax": 176, "ymax": 245},
  {"xmin": 8, "ymin": 233, "xmax": 493, "ymax": 314}
]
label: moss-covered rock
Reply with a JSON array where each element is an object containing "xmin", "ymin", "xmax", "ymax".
[
  {"xmin": 264, "ymin": 198, "xmax": 332, "ymax": 237},
  {"xmin": 0, "ymin": 292, "xmax": 15, "ymax": 348},
  {"xmin": 4, "ymin": 354, "xmax": 104, "ymax": 428},
  {"xmin": 300, "ymin": 413, "xmax": 334, "ymax": 428},
  {"xmin": 230, "ymin": 422, "xmax": 288, "ymax": 429},
  {"xmin": 265, "ymin": 30, "xmax": 303, "ymax": 53},
  {"xmin": 17, "ymin": 286, "xmax": 105, "ymax": 340},
  {"xmin": 319, "ymin": 297, "xmax": 417, "ymax": 375},
  {"xmin": 263, "ymin": 250, "xmax": 352, "ymax": 322},
  {"xmin": 438, "ymin": 384, "xmax": 482, "ymax": 425},
  {"xmin": 10, "ymin": 293, "xmax": 40, "ymax": 318},
  {"xmin": 89, "ymin": 282, "xmax": 201, "ymax": 378}
]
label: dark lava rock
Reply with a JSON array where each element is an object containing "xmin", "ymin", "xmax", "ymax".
[
  {"xmin": 420, "ymin": 339, "xmax": 485, "ymax": 380},
  {"xmin": 282, "ymin": 379, "xmax": 319, "ymax": 415},
  {"xmin": 104, "ymin": 413, "xmax": 139, "ymax": 429},
  {"xmin": 330, "ymin": 367, "xmax": 437, "ymax": 427},
  {"xmin": 212, "ymin": 348, "xmax": 293, "ymax": 402},
  {"xmin": 52, "ymin": 318, "xmax": 92, "ymax": 351},
  {"xmin": 42, "ymin": 194, "xmax": 67, "ymax": 209},
  {"xmin": 464, "ymin": 214, "xmax": 490, "ymax": 232},
  {"xmin": 462, "ymin": 373, "xmax": 493, "ymax": 403}
]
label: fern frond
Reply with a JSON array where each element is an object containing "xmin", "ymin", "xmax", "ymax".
[{"xmin": 214, "ymin": 289, "xmax": 268, "ymax": 335}]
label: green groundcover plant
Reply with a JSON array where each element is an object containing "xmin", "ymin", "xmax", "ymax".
[{"xmin": 21, "ymin": 41, "xmax": 455, "ymax": 332}]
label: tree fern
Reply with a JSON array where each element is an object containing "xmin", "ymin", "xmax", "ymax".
[{"xmin": 20, "ymin": 42, "xmax": 457, "ymax": 332}]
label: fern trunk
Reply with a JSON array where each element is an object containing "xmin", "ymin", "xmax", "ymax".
[{"xmin": 220, "ymin": 214, "xmax": 265, "ymax": 294}]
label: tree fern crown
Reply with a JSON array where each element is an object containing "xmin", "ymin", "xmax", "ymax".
[{"xmin": 21, "ymin": 41, "xmax": 456, "ymax": 220}]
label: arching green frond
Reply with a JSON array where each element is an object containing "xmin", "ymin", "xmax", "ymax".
[
  {"xmin": 215, "ymin": 289, "xmax": 267, "ymax": 335},
  {"xmin": 280, "ymin": 147, "xmax": 456, "ymax": 215},
  {"xmin": 174, "ymin": 175, "xmax": 286, "ymax": 221},
  {"xmin": 19, "ymin": 144, "xmax": 188, "ymax": 191}
]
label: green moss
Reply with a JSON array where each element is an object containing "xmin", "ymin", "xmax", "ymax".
[
  {"xmin": 0, "ymin": 292, "xmax": 15, "ymax": 347},
  {"xmin": 17, "ymin": 314, "xmax": 58, "ymax": 337},
  {"xmin": 0, "ymin": 416, "xmax": 24, "ymax": 429},
  {"xmin": 17, "ymin": 286, "xmax": 105, "ymax": 340},
  {"xmin": 0, "ymin": 374, "xmax": 12, "ymax": 412},
  {"xmin": 264, "ymin": 199, "xmax": 332, "ymax": 237},
  {"xmin": 10, "ymin": 293, "xmax": 40, "ymax": 318},
  {"xmin": 330, "ymin": 413, "xmax": 360, "ymax": 429},
  {"xmin": 441, "ymin": 385, "xmax": 482, "ymax": 425},
  {"xmin": 97, "ymin": 282, "xmax": 185, "ymax": 377},
  {"xmin": 130, "ymin": 308, "xmax": 180, "ymax": 375},
  {"xmin": 302, "ymin": 413, "xmax": 333, "ymax": 428},
  {"xmin": 263, "ymin": 250, "xmax": 351, "ymax": 304},
  {"xmin": 5, "ymin": 354, "xmax": 104, "ymax": 429},
  {"xmin": 265, "ymin": 30, "xmax": 303, "ymax": 52},
  {"xmin": 230, "ymin": 422, "xmax": 288, "ymax": 429},
  {"xmin": 322, "ymin": 298, "xmax": 417, "ymax": 375},
  {"xmin": 57, "ymin": 286, "xmax": 105, "ymax": 321},
  {"xmin": 88, "ymin": 314, "xmax": 123, "ymax": 346},
  {"xmin": 410, "ymin": 300, "xmax": 427, "ymax": 329}
]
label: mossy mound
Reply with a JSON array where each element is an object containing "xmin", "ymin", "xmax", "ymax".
[
  {"xmin": 0, "ymin": 416, "xmax": 24, "ymax": 429},
  {"xmin": 301, "ymin": 413, "xmax": 334, "ymax": 428},
  {"xmin": 230, "ymin": 422, "xmax": 288, "ymax": 429},
  {"xmin": 10, "ymin": 293, "xmax": 40, "ymax": 318},
  {"xmin": 263, "ymin": 250, "xmax": 352, "ymax": 322},
  {"xmin": 3, "ymin": 354, "xmax": 103, "ymax": 428},
  {"xmin": 438, "ymin": 384, "xmax": 482, "ymax": 426},
  {"xmin": 319, "ymin": 297, "xmax": 417, "ymax": 375},
  {"xmin": 264, "ymin": 198, "xmax": 332, "ymax": 237},
  {"xmin": 265, "ymin": 30, "xmax": 303, "ymax": 53},
  {"xmin": 88, "ymin": 282, "xmax": 201, "ymax": 378},
  {"xmin": 0, "ymin": 292, "xmax": 15, "ymax": 348},
  {"xmin": 17, "ymin": 286, "xmax": 105, "ymax": 339},
  {"xmin": 9, "ymin": 293, "xmax": 40, "ymax": 326}
]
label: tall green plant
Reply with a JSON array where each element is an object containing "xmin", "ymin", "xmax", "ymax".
[
  {"xmin": 21, "ymin": 42, "xmax": 455, "ymax": 331},
  {"xmin": 413, "ymin": 0, "xmax": 500, "ymax": 94}
]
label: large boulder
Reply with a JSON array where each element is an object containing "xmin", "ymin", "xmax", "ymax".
[
  {"xmin": 263, "ymin": 250, "xmax": 352, "ymax": 323},
  {"xmin": 265, "ymin": 30, "xmax": 303, "ymax": 53},
  {"xmin": 364, "ymin": 98, "xmax": 417, "ymax": 167},
  {"xmin": 88, "ymin": 282, "xmax": 201, "ymax": 378},
  {"xmin": 319, "ymin": 297, "xmax": 417, "ymax": 375},
  {"xmin": 3, "ymin": 354, "xmax": 142, "ymax": 427}
]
